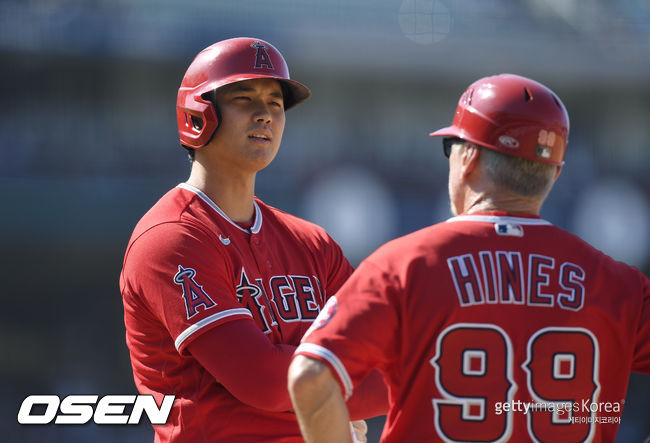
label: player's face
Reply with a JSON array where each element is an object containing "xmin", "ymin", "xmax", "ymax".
[{"xmin": 208, "ymin": 78, "xmax": 286, "ymax": 173}]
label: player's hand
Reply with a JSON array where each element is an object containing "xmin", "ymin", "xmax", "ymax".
[{"xmin": 350, "ymin": 420, "xmax": 368, "ymax": 443}]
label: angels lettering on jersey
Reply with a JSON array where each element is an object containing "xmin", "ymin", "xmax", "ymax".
[{"xmin": 174, "ymin": 265, "xmax": 324, "ymax": 332}]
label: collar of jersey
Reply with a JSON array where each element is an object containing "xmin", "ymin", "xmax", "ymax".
[
  {"xmin": 177, "ymin": 183, "xmax": 262, "ymax": 234},
  {"xmin": 446, "ymin": 211, "xmax": 552, "ymax": 226}
]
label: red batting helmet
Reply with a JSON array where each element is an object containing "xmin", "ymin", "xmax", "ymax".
[
  {"xmin": 176, "ymin": 37, "xmax": 311, "ymax": 149},
  {"xmin": 429, "ymin": 74, "xmax": 569, "ymax": 165}
]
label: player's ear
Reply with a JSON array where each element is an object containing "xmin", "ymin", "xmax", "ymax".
[{"xmin": 553, "ymin": 165, "xmax": 563, "ymax": 182}]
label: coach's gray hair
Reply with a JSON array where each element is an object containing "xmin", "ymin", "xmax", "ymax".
[{"xmin": 480, "ymin": 147, "xmax": 557, "ymax": 198}]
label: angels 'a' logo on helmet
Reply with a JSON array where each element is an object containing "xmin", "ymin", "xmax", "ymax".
[{"xmin": 251, "ymin": 42, "xmax": 274, "ymax": 70}]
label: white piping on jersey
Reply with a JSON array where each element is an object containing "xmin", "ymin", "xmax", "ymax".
[
  {"xmin": 295, "ymin": 343, "xmax": 353, "ymax": 401},
  {"xmin": 175, "ymin": 308, "xmax": 253, "ymax": 351},
  {"xmin": 446, "ymin": 214, "xmax": 552, "ymax": 226},
  {"xmin": 177, "ymin": 183, "xmax": 263, "ymax": 234}
]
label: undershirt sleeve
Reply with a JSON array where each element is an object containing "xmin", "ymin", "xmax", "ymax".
[
  {"xmin": 189, "ymin": 317, "xmax": 389, "ymax": 416},
  {"xmin": 188, "ymin": 318, "xmax": 296, "ymax": 412}
]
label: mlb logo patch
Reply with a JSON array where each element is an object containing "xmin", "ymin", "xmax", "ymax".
[
  {"xmin": 536, "ymin": 144, "xmax": 552, "ymax": 159},
  {"xmin": 495, "ymin": 223, "xmax": 524, "ymax": 237}
]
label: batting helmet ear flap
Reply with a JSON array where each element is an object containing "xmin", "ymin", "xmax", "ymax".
[{"xmin": 177, "ymin": 92, "xmax": 219, "ymax": 149}]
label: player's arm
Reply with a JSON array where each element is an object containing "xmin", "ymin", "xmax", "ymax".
[
  {"xmin": 126, "ymin": 223, "xmax": 301, "ymax": 412},
  {"xmin": 288, "ymin": 354, "xmax": 352, "ymax": 443},
  {"xmin": 190, "ymin": 317, "xmax": 387, "ymax": 417},
  {"xmin": 187, "ymin": 319, "xmax": 296, "ymax": 412}
]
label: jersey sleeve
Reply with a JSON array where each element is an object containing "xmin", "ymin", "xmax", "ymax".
[
  {"xmin": 319, "ymin": 232, "xmax": 354, "ymax": 298},
  {"xmin": 632, "ymin": 272, "xmax": 650, "ymax": 374},
  {"xmin": 296, "ymin": 257, "xmax": 401, "ymax": 399},
  {"xmin": 121, "ymin": 222, "xmax": 253, "ymax": 354}
]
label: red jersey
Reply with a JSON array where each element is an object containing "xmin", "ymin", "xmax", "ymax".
[
  {"xmin": 120, "ymin": 183, "xmax": 353, "ymax": 442},
  {"xmin": 297, "ymin": 212, "xmax": 650, "ymax": 443}
]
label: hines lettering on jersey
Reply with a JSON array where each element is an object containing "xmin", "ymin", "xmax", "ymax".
[
  {"xmin": 447, "ymin": 251, "xmax": 585, "ymax": 311},
  {"xmin": 236, "ymin": 268, "xmax": 324, "ymax": 333}
]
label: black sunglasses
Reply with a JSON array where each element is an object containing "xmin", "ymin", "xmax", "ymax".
[{"xmin": 443, "ymin": 137, "xmax": 465, "ymax": 158}]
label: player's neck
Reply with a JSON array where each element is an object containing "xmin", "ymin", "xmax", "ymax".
[{"xmin": 186, "ymin": 162, "xmax": 257, "ymax": 223}]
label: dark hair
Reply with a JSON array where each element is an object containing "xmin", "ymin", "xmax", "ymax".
[
  {"xmin": 279, "ymin": 82, "xmax": 291, "ymax": 107},
  {"xmin": 183, "ymin": 146, "xmax": 196, "ymax": 162}
]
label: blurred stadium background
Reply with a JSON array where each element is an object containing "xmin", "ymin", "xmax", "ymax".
[{"xmin": 1, "ymin": 0, "xmax": 649, "ymax": 441}]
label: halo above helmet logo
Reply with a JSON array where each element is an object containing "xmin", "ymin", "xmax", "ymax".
[
  {"xmin": 251, "ymin": 42, "xmax": 274, "ymax": 70},
  {"xmin": 498, "ymin": 135, "xmax": 520, "ymax": 149}
]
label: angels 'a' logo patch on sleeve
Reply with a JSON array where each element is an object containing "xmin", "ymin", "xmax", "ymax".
[
  {"xmin": 173, "ymin": 265, "xmax": 217, "ymax": 319},
  {"xmin": 302, "ymin": 296, "xmax": 338, "ymax": 341}
]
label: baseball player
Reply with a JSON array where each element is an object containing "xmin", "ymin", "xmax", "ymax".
[
  {"xmin": 120, "ymin": 37, "xmax": 387, "ymax": 442},
  {"xmin": 288, "ymin": 74, "xmax": 650, "ymax": 442}
]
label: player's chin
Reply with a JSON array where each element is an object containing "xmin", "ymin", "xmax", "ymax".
[{"xmin": 247, "ymin": 148, "xmax": 280, "ymax": 171}]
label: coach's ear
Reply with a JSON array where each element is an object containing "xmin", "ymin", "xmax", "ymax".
[
  {"xmin": 460, "ymin": 143, "xmax": 481, "ymax": 178},
  {"xmin": 553, "ymin": 165, "xmax": 563, "ymax": 182}
]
